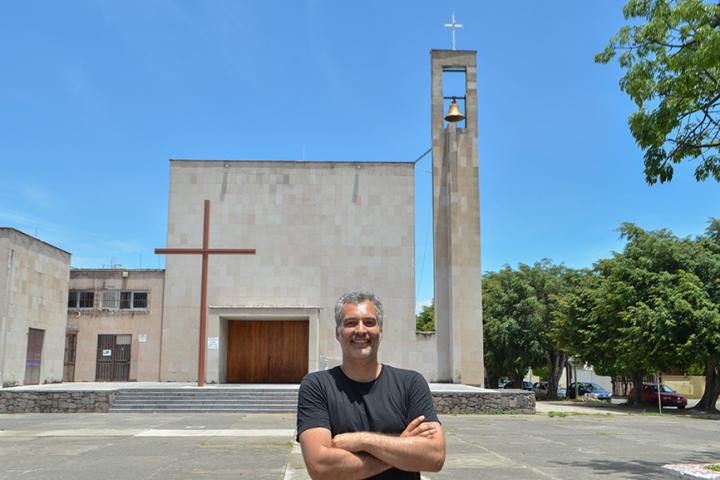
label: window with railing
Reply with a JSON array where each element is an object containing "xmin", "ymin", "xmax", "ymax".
[{"xmin": 101, "ymin": 289, "xmax": 149, "ymax": 311}]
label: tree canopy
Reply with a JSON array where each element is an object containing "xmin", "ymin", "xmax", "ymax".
[
  {"xmin": 556, "ymin": 222, "xmax": 720, "ymax": 410},
  {"xmin": 415, "ymin": 301, "xmax": 435, "ymax": 332},
  {"xmin": 481, "ymin": 261, "xmax": 579, "ymax": 398},
  {"xmin": 483, "ymin": 266, "xmax": 546, "ymax": 387},
  {"xmin": 596, "ymin": 0, "xmax": 720, "ymax": 183}
]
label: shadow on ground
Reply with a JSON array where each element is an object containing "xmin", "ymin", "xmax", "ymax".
[
  {"xmin": 539, "ymin": 399, "xmax": 720, "ymax": 419},
  {"xmin": 553, "ymin": 458, "xmax": 712, "ymax": 479}
]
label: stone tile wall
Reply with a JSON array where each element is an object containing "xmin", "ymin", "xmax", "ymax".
[
  {"xmin": 433, "ymin": 391, "xmax": 535, "ymax": 414},
  {"xmin": 0, "ymin": 391, "xmax": 117, "ymax": 413},
  {"xmin": 0, "ymin": 390, "xmax": 534, "ymax": 414}
]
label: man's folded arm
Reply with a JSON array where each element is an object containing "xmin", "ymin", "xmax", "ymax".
[
  {"xmin": 299, "ymin": 427, "xmax": 391, "ymax": 480},
  {"xmin": 332, "ymin": 422, "xmax": 446, "ymax": 473}
]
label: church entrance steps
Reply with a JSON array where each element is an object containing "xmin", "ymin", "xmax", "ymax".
[{"xmin": 109, "ymin": 388, "xmax": 298, "ymax": 413}]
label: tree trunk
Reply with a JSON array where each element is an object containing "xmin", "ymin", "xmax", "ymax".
[
  {"xmin": 693, "ymin": 355, "xmax": 720, "ymax": 412},
  {"xmin": 565, "ymin": 359, "xmax": 572, "ymax": 391},
  {"xmin": 546, "ymin": 350, "xmax": 567, "ymax": 400},
  {"xmin": 631, "ymin": 371, "xmax": 644, "ymax": 404}
]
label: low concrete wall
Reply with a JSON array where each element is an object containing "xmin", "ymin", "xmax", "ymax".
[
  {"xmin": 433, "ymin": 391, "xmax": 535, "ymax": 414},
  {"xmin": 0, "ymin": 391, "xmax": 117, "ymax": 413}
]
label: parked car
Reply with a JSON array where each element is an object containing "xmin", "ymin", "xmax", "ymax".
[
  {"xmin": 557, "ymin": 386, "xmax": 567, "ymax": 398},
  {"xmin": 533, "ymin": 381, "xmax": 548, "ymax": 399},
  {"xmin": 501, "ymin": 380, "xmax": 533, "ymax": 391},
  {"xmin": 628, "ymin": 383, "xmax": 687, "ymax": 409},
  {"xmin": 533, "ymin": 381, "xmax": 566, "ymax": 399},
  {"xmin": 567, "ymin": 382, "xmax": 612, "ymax": 401}
]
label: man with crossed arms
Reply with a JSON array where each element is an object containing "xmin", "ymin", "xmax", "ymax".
[{"xmin": 296, "ymin": 291, "xmax": 445, "ymax": 479}]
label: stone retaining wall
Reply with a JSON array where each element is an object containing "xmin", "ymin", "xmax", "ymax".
[
  {"xmin": 433, "ymin": 391, "xmax": 535, "ymax": 414},
  {"xmin": 1, "ymin": 389, "xmax": 534, "ymax": 414},
  {"xmin": 0, "ymin": 391, "xmax": 117, "ymax": 413}
]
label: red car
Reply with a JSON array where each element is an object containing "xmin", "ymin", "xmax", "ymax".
[{"xmin": 629, "ymin": 383, "xmax": 687, "ymax": 409}]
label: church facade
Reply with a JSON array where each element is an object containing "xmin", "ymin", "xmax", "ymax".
[{"xmin": 159, "ymin": 160, "xmax": 437, "ymax": 383}]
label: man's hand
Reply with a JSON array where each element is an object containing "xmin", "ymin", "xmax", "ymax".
[
  {"xmin": 400, "ymin": 415, "xmax": 437, "ymax": 438},
  {"xmin": 332, "ymin": 415, "xmax": 438, "ymax": 452},
  {"xmin": 301, "ymin": 417, "xmax": 445, "ymax": 478},
  {"xmin": 331, "ymin": 432, "xmax": 366, "ymax": 452},
  {"xmin": 299, "ymin": 428, "xmax": 391, "ymax": 480},
  {"xmin": 329, "ymin": 417, "xmax": 445, "ymax": 473},
  {"xmin": 348, "ymin": 420, "xmax": 445, "ymax": 473}
]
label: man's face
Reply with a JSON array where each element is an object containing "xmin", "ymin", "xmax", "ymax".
[{"xmin": 336, "ymin": 300, "xmax": 382, "ymax": 361}]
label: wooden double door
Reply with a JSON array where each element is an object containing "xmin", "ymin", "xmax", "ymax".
[{"xmin": 226, "ymin": 320, "xmax": 308, "ymax": 383}]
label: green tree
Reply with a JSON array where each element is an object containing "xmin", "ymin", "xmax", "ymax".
[
  {"xmin": 553, "ymin": 258, "xmax": 652, "ymax": 391},
  {"xmin": 521, "ymin": 261, "xmax": 579, "ymax": 400},
  {"xmin": 559, "ymin": 223, "xmax": 720, "ymax": 409},
  {"xmin": 482, "ymin": 266, "xmax": 546, "ymax": 388},
  {"xmin": 619, "ymin": 223, "xmax": 720, "ymax": 410},
  {"xmin": 549, "ymin": 268, "xmax": 597, "ymax": 393},
  {"xmin": 689, "ymin": 219, "xmax": 720, "ymax": 411},
  {"xmin": 415, "ymin": 301, "xmax": 435, "ymax": 332},
  {"xmin": 596, "ymin": 0, "xmax": 720, "ymax": 183},
  {"xmin": 482, "ymin": 261, "xmax": 584, "ymax": 398}
]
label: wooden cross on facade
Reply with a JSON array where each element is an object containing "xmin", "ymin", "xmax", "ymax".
[{"xmin": 155, "ymin": 199, "xmax": 256, "ymax": 387}]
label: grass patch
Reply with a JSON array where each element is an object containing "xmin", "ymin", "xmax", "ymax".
[
  {"xmin": 688, "ymin": 414, "xmax": 720, "ymax": 421},
  {"xmin": 547, "ymin": 411, "xmax": 570, "ymax": 418},
  {"xmin": 706, "ymin": 464, "xmax": 720, "ymax": 472},
  {"xmin": 546, "ymin": 411, "xmax": 617, "ymax": 418}
]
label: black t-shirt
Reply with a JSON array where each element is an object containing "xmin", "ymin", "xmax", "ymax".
[{"xmin": 296, "ymin": 364, "xmax": 439, "ymax": 480}]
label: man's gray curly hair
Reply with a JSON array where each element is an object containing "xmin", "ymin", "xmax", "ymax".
[{"xmin": 334, "ymin": 291, "xmax": 384, "ymax": 329}]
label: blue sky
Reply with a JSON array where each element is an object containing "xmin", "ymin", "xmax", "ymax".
[{"xmin": 1, "ymin": 1, "xmax": 718, "ymax": 311}]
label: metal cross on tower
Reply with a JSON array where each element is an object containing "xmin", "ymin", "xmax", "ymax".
[
  {"xmin": 155, "ymin": 199, "xmax": 256, "ymax": 387},
  {"xmin": 444, "ymin": 10, "xmax": 463, "ymax": 50}
]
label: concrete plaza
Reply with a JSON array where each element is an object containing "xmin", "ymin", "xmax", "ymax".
[{"xmin": 1, "ymin": 407, "xmax": 719, "ymax": 479}]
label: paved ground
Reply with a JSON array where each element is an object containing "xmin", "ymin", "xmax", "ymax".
[{"xmin": 1, "ymin": 407, "xmax": 719, "ymax": 479}]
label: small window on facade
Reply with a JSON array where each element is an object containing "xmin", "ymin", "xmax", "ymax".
[
  {"xmin": 69, "ymin": 290, "xmax": 94, "ymax": 309},
  {"xmin": 119, "ymin": 291, "xmax": 132, "ymax": 310},
  {"xmin": 132, "ymin": 292, "xmax": 148, "ymax": 309}
]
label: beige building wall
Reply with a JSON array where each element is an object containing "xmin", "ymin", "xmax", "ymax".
[
  {"xmin": 161, "ymin": 160, "xmax": 424, "ymax": 382},
  {"xmin": 0, "ymin": 228, "xmax": 71, "ymax": 387},
  {"xmin": 66, "ymin": 269, "xmax": 164, "ymax": 382},
  {"xmin": 664, "ymin": 375, "xmax": 706, "ymax": 398}
]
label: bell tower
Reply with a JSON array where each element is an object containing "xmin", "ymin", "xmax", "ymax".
[{"xmin": 431, "ymin": 49, "xmax": 484, "ymax": 385}]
